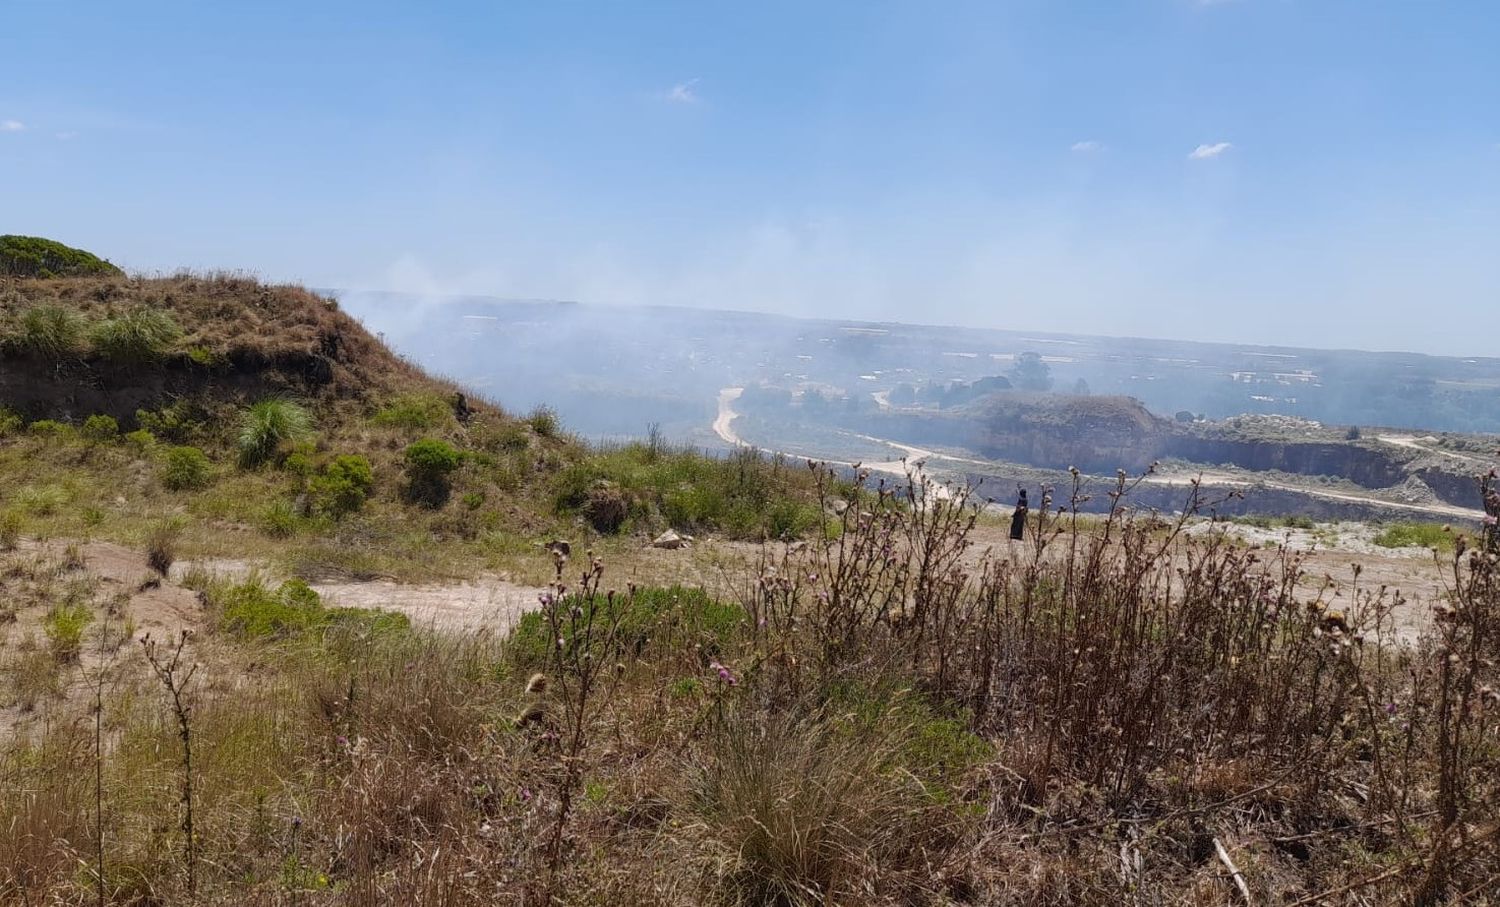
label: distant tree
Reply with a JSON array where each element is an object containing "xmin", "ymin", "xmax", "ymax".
[
  {"xmin": 1071, "ymin": 378, "xmax": 1091, "ymax": 396},
  {"xmin": 1010, "ymin": 352, "xmax": 1053, "ymax": 391},
  {"xmin": 1175, "ymin": 410, "xmax": 1196, "ymax": 423},
  {"xmin": 1345, "ymin": 425, "xmax": 1362, "ymax": 440},
  {"xmin": 888, "ymin": 383, "xmax": 917, "ymax": 405}
]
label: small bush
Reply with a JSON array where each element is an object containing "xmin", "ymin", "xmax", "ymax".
[
  {"xmin": 0, "ymin": 408, "xmax": 21, "ymax": 436},
  {"xmin": 311, "ymin": 454, "xmax": 374, "ymax": 517},
  {"xmin": 584, "ymin": 482, "xmax": 630, "ymax": 533},
  {"xmin": 135, "ymin": 403, "xmax": 206, "ymax": 443},
  {"xmin": 372, "ymin": 394, "xmax": 453, "ymax": 432},
  {"xmin": 403, "ymin": 438, "xmax": 461, "ymax": 507},
  {"xmin": 160, "ymin": 445, "xmax": 212, "ymax": 491},
  {"xmin": 257, "ymin": 499, "xmax": 300, "ymax": 538},
  {"xmin": 1373, "ymin": 521, "xmax": 1455, "ymax": 552},
  {"xmin": 89, "ymin": 308, "xmax": 182, "ymax": 363},
  {"xmin": 508, "ymin": 585, "xmax": 742, "ymax": 669},
  {"xmin": 43, "ymin": 603, "xmax": 94, "ymax": 663},
  {"xmin": 145, "ymin": 518, "xmax": 183, "ymax": 576},
  {"xmin": 17, "ymin": 304, "xmax": 86, "ymax": 358},
  {"xmin": 0, "ymin": 510, "xmax": 22, "ymax": 549},
  {"xmin": 237, "ymin": 399, "xmax": 314, "ymax": 467},
  {"xmin": 27, "ymin": 419, "xmax": 74, "ymax": 440},
  {"xmin": 526, "ymin": 406, "xmax": 560, "ymax": 437},
  {"xmin": 80, "ymin": 414, "xmax": 119, "ymax": 442},
  {"xmin": 124, "ymin": 428, "xmax": 156, "ymax": 451}
]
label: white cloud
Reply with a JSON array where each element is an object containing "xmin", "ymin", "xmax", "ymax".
[
  {"xmin": 1, "ymin": 120, "xmax": 26, "ymax": 132},
  {"xmin": 1070, "ymin": 140, "xmax": 1104, "ymax": 153},
  {"xmin": 665, "ymin": 79, "xmax": 700, "ymax": 104},
  {"xmin": 1188, "ymin": 141, "xmax": 1232, "ymax": 159}
]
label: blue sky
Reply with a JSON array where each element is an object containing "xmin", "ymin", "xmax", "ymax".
[{"xmin": 3, "ymin": 1, "xmax": 1496, "ymax": 355}]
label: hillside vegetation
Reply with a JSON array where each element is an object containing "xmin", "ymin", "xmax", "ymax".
[
  {"xmin": 0, "ymin": 235, "xmax": 123, "ymax": 279},
  {"xmin": 0, "ymin": 270, "xmax": 822, "ymax": 581},
  {"xmin": 2, "ymin": 255, "xmax": 1498, "ymax": 905}
]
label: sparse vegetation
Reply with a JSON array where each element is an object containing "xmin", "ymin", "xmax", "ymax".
[
  {"xmin": 1374, "ymin": 520, "xmax": 1456, "ymax": 552},
  {"xmin": 4, "ymin": 269, "xmax": 1496, "ymax": 904},
  {"xmin": 372, "ymin": 393, "xmax": 453, "ymax": 431}
]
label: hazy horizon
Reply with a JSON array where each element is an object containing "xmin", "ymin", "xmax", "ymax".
[{"xmin": 5, "ymin": 1, "xmax": 1497, "ymax": 357}]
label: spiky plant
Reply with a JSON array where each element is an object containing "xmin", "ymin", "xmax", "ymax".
[{"xmin": 237, "ymin": 400, "xmax": 313, "ymax": 467}]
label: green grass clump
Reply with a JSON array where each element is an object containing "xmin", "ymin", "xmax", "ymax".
[
  {"xmin": 257, "ymin": 499, "xmax": 300, "ymax": 538},
  {"xmin": 43, "ymin": 603, "xmax": 94, "ymax": 662},
  {"xmin": 89, "ymin": 308, "xmax": 182, "ymax": 363},
  {"xmin": 237, "ymin": 400, "xmax": 314, "ymax": 467},
  {"xmin": 16, "ymin": 484, "xmax": 68, "ymax": 516},
  {"xmin": 372, "ymin": 394, "xmax": 453, "ymax": 432},
  {"xmin": 16, "ymin": 304, "xmax": 87, "ymax": 357},
  {"xmin": 209, "ymin": 576, "xmax": 407, "ymax": 641},
  {"xmin": 526, "ymin": 406, "xmax": 560, "ymax": 437},
  {"xmin": 0, "ymin": 235, "xmax": 122, "ymax": 278},
  {"xmin": 1373, "ymin": 522, "xmax": 1455, "ymax": 552},
  {"xmin": 508, "ymin": 585, "xmax": 743, "ymax": 669},
  {"xmin": 161, "ymin": 445, "xmax": 213, "ymax": 491}
]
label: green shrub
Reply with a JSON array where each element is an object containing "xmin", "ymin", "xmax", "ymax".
[
  {"xmin": 312, "ymin": 454, "xmax": 374, "ymax": 517},
  {"xmin": 89, "ymin": 309, "xmax": 182, "ymax": 363},
  {"xmin": 0, "ymin": 408, "xmax": 21, "ymax": 436},
  {"xmin": 0, "ymin": 235, "xmax": 122, "ymax": 278},
  {"xmin": 403, "ymin": 438, "xmax": 461, "ymax": 506},
  {"xmin": 124, "ymin": 428, "xmax": 156, "ymax": 451},
  {"xmin": 135, "ymin": 403, "xmax": 206, "ymax": 443},
  {"xmin": 27, "ymin": 419, "xmax": 73, "ymax": 440},
  {"xmin": 17, "ymin": 304, "xmax": 86, "ymax": 357},
  {"xmin": 372, "ymin": 394, "xmax": 452, "ymax": 431},
  {"xmin": 80, "ymin": 414, "xmax": 119, "ymax": 442},
  {"xmin": 210, "ymin": 576, "xmax": 407, "ymax": 641},
  {"xmin": 508, "ymin": 585, "xmax": 743, "ymax": 669},
  {"xmin": 526, "ymin": 405, "xmax": 560, "ymax": 437},
  {"xmin": 44, "ymin": 603, "xmax": 93, "ymax": 662},
  {"xmin": 237, "ymin": 399, "xmax": 314, "ymax": 466},
  {"xmin": 257, "ymin": 499, "xmax": 300, "ymax": 538},
  {"xmin": 161, "ymin": 445, "xmax": 212, "ymax": 490},
  {"xmin": 1373, "ymin": 522, "xmax": 1455, "ymax": 552}
]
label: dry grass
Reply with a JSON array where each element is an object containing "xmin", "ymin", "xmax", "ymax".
[{"xmin": 0, "ymin": 465, "xmax": 1493, "ymax": 904}]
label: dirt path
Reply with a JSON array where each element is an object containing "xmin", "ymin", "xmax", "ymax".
[
  {"xmin": 1145, "ymin": 469, "xmax": 1483, "ymax": 521},
  {"xmin": 167, "ymin": 558, "xmax": 546, "ymax": 634},
  {"xmin": 713, "ymin": 387, "xmax": 746, "ymax": 446},
  {"xmin": 1377, "ymin": 434, "xmax": 1496, "ymax": 468}
]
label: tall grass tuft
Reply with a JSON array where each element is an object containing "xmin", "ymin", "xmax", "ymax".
[
  {"xmin": 89, "ymin": 309, "xmax": 182, "ymax": 364},
  {"xmin": 237, "ymin": 400, "xmax": 314, "ymax": 467},
  {"xmin": 17, "ymin": 304, "xmax": 87, "ymax": 358}
]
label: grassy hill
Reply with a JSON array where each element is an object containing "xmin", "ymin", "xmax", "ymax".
[
  {"xmin": 0, "ymin": 270, "xmax": 823, "ymax": 581},
  {"xmin": 2, "ymin": 254, "xmax": 1497, "ymax": 905}
]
